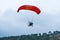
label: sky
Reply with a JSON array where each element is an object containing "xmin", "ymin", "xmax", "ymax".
[{"xmin": 0, "ymin": 0, "xmax": 60, "ymax": 37}]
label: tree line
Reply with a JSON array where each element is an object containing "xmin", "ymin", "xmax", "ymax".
[{"xmin": 0, "ymin": 31, "xmax": 60, "ymax": 40}]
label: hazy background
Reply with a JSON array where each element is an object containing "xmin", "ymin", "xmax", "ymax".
[{"xmin": 0, "ymin": 0, "xmax": 60, "ymax": 37}]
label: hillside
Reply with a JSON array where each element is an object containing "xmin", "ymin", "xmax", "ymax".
[{"xmin": 0, "ymin": 31, "xmax": 60, "ymax": 40}]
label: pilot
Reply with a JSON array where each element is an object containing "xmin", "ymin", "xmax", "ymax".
[{"xmin": 28, "ymin": 22, "xmax": 33, "ymax": 27}]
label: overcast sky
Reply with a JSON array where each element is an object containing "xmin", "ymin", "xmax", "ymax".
[{"xmin": 0, "ymin": 0, "xmax": 60, "ymax": 37}]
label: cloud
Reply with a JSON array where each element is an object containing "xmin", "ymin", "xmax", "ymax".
[
  {"xmin": 0, "ymin": 0, "xmax": 60, "ymax": 15},
  {"xmin": 0, "ymin": 7, "xmax": 60, "ymax": 37}
]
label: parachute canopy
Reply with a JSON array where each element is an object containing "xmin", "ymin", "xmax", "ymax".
[{"xmin": 17, "ymin": 5, "xmax": 41, "ymax": 14}]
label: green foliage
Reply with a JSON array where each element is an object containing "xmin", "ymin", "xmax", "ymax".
[{"xmin": 0, "ymin": 31, "xmax": 60, "ymax": 40}]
